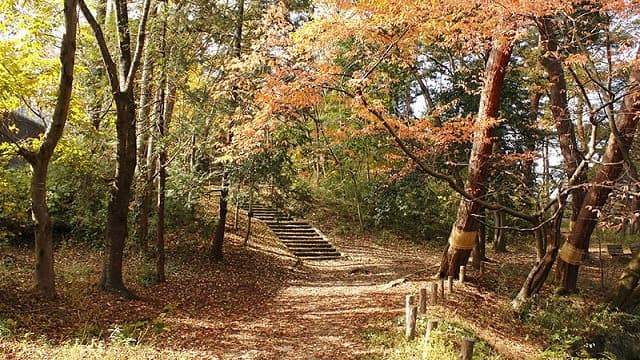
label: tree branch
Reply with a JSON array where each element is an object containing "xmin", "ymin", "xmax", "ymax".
[
  {"xmin": 125, "ymin": 0, "xmax": 153, "ymax": 90},
  {"xmin": 78, "ymin": 0, "xmax": 120, "ymax": 92}
]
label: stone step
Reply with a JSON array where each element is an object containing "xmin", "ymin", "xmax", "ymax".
[
  {"xmin": 239, "ymin": 203, "xmax": 340, "ymax": 260},
  {"xmin": 299, "ymin": 255, "xmax": 342, "ymax": 260},
  {"xmin": 288, "ymin": 247, "xmax": 336, "ymax": 253},
  {"xmin": 254, "ymin": 216, "xmax": 293, "ymax": 221},
  {"xmin": 280, "ymin": 238, "xmax": 325, "ymax": 243},
  {"xmin": 607, "ymin": 244, "xmax": 624, "ymax": 256},
  {"xmin": 252, "ymin": 212, "xmax": 288, "ymax": 217},
  {"xmin": 272, "ymin": 228, "xmax": 318, "ymax": 233},
  {"xmin": 268, "ymin": 225, "xmax": 314, "ymax": 230},
  {"xmin": 283, "ymin": 242, "xmax": 333, "ymax": 248},
  {"xmin": 263, "ymin": 220, "xmax": 310, "ymax": 226},
  {"xmin": 293, "ymin": 250, "xmax": 340, "ymax": 257},
  {"xmin": 288, "ymin": 248, "xmax": 335, "ymax": 253}
]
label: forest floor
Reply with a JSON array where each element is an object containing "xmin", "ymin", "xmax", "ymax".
[{"xmin": 0, "ymin": 201, "xmax": 628, "ymax": 359}]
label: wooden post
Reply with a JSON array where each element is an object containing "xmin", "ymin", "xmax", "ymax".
[
  {"xmin": 424, "ymin": 319, "xmax": 438, "ymax": 344},
  {"xmin": 439, "ymin": 278, "xmax": 445, "ymax": 300},
  {"xmin": 419, "ymin": 288, "xmax": 427, "ymax": 313},
  {"xmin": 480, "ymin": 262, "xmax": 485, "ymax": 276},
  {"xmin": 448, "ymin": 276, "xmax": 454, "ymax": 293},
  {"xmin": 405, "ymin": 294, "xmax": 414, "ymax": 335},
  {"xmin": 406, "ymin": 305, "xmax": 417, "ymax": 340},
  {"xmin": 430, "ymin": 282, "xmax": 438, "ymax": 305},
  {"xmin": 459, "ymin": 265, "xmax": 466, "ymax": 285},
  {"xmin": 460, "ymin": 337, "xmax": 475, "ymax": 360}
]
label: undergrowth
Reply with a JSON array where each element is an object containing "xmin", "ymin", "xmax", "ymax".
[{"xmin": 361, "ymin": 316, "xmax": 502, "ymax": 359}]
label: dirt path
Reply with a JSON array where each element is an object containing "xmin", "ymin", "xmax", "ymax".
[
  {"xmin": 0, "ymin": 208, "xmax": 547, "ymax": 359},
  {"xmin": 149, "ymin": 230, "xmax": 430, "ymax": 359}
]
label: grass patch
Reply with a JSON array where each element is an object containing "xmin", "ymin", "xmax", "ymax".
[
  {"xmin": 361, "ymin": 316, "xmax": 502, "ymax": 359},
  {"xmin": 523, "ymin": 296, "xmax": 640, "ymax": 359}
]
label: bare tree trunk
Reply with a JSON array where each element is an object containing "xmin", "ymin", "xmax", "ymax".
[
  {"xmin": 102, "ymin": 90, "xmax": 138, "ymax": 294},
  {"xmin": 19, "ymin": 0, "xmax": 78, "ymax": 297},
  {"xmin": 512, "ymin": 209, "xmax": 563, "ymax": 312},
  {"xmin": 472, "ymin": 213, "xmax": 485, "ymax": 270},
  {"xmin": 210, "ymin": 178, "xmax": 228, "ymax": 261},
  {"xmin": 80, "ymin": 0, "xmax": 152, "ymax": 295},
  {"xmin": 438, "ymin": 32, "xmax": 514, "ymax": 278},
  {"xmin": 154, "ymin": 0, "xmax": 171, "ymax": 283},
  {"xmin": 493, "ymin": 211, "xmax": 506, "ymax": 252},
  {"xmin": 243, "ymin": 184, "xmax": 254, "ymax": 246},
  {"xmin": 134, "ymin": 4, "xmax": 157, "ymax": 252},
  {"xmin": 210, "ymin": 0, "xmax": 244, "ymax": 261},
  {"xmin": 557, "ymin": 50, "xmax": 640, "ymax": 292}
]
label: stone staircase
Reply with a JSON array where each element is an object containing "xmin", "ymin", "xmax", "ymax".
[{"xmin": 243, "ymin": 205, "xmax": 341, "ymax": 260}]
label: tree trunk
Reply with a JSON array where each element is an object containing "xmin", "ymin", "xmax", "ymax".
[
  {"xmin": 154, "ymin": 0, "xmax": 171, "ymax": 283},
  {"xmin": 243, "ymin": 184, "xmax": 254, "ymax": 246},
  {"xmin": 493, "ymin": 211, "xmax": 506, "ymax": 252},
  {"xmin": 538, "ymin": 17, "xmax": 587, "ymax": 229},
  {"xmin": 611, "ymin": 250, "xmax": 640, "ymax": 311},
  {"xmin": 512, "ymin": 212, "xmax": 562, "ymax": 312},
  {"xmin": 210, "ymin": 181, "xmax": 228, "ymax": 261},
  {"xmin": 31, "ymin": 160, "xmax": 55, "ymax": 296},
  {"xmin": 80, "ymin": 0, "xmax": 152, "ymax": 295},
  {"xmin": 557, "ymin": 50, "xmax": 640, "ymax": 292},
  {"xmin": 87, "ymin": 0, "xmax": 107, "ymax": 130},
  {"xmin": 472, "ymin": 210, "xmax": 485, "ymax": 270},
  {"xmin": 134, "ymin": 5, "xmax": 157, "ymax": 252},
  {"xmin": 102, "ymin": 90, "xmax": 138, "ymax": 294},
  {"xmin": 23, "ymin": 0, "xmax": 78, "ymax": 297},
  {"xmin": 438, "ymin": 32, "xmax": 514, "ymax": 278},
  {"xmin": 210, "ymin": 0, "xmax": 244, "ymax": 261}
]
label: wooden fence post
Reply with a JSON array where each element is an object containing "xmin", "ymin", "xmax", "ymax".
[
  {"xmin": 448, "ymin": 276, "xmax": 454, "ymax": 293},
  {"xmin": 424, "ymin": 319, "xmax": 438, "ymax": 344},
  {"xmin": 419, "ymin": 288, "xmax": 427, "ymax": 313},
  {"xmin": 406, "ymin": 304, "xmax": 417, "ymax": 340},
  {"xmin": 439, "ymin": 278, "xmax": 445, "ymax": 300},
  {"xmin": 405, "ymin": 295, "xmax": 415, "ymax": 339},
  {"xmin": 460, "ymin": 337, "xmax": 475, "ymax": 360},
  {"xmin": 430, "ymin": 282, "xmax": 438, "ymax": 305}
]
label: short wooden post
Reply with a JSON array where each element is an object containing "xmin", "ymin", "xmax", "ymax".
[
  {"xmin": 439, "ymin": 278, "xmax": 445, "ymax": 300},
  {"xmin": 406, "ymin": 305, "xmax": 417, "ymax": 339},
  {"xmin": 430, "ymin": 282, "xmax": 438, "ymax": 305},
  {"xmin": 419, "ymin": 288, "xmax": 427, "ymax": 313},
  {"xmin": 448, "ymin": 276, "xmax": 454, "ymax": 293},
  {"xmin": 406, "ymin": 294, "xmax": 414, "ymax": 313},
  {"xmin": 459, "ymin": 265, "xmax": 466, "ymax": 285},
  {"xmin": 405, "ymin": 295, "xmax": 414, "ymax": 338},
  {"xmin": 424, "ymin": 319, "xmax": 438, "ymax": 344},
  {"xmin": 460, "ymin": 337, "xmax": 475, "ymax": 360},
  {"xmin": 479, "ymin": 262, "xmax": 485, "ymax": 276}
]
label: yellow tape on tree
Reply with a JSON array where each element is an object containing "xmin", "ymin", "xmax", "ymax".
[
  {"xmin": 559, "ymin": 242, "xmax": 585, "ymax": 265},
  {"xmin": 448, "ymin": 226, "xmax": 478, "ymax": 250},
  {"xmin": 569, "ymin": 220, "xmax": 575, "ymax": 232}
]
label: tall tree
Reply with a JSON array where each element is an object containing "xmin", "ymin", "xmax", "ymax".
[
  {"xmin": 438, "ymin": 31, "xmax": 514, "ymax": 278},
  {"xmin": 537, "ymin": 16, "xmax": 587, "ymax": 228},
  {"xmin": 210, "ymin": 0, "xmax": 245, "ymax": 261},
  {"xmin": 3, "ymin": 0, "xmax": 79, "ymax": 297},
  {"xmin": 557, "ymin": 48, "xmax": 640, "ymax": 292},
  {"xmin": 79, "ymin": 0, "xmax": 152, "ymax": 295}
]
